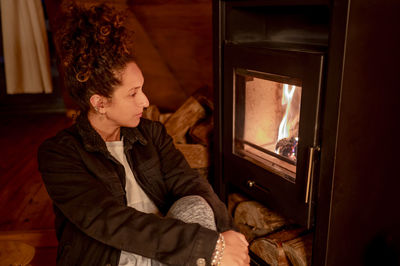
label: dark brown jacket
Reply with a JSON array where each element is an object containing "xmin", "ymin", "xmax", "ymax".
[{"xmin": 38, "ymin": 116, "xmax": 234, "ymax": 266}]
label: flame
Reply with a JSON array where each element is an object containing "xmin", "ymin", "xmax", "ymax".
[{"xmin": 277, "ymin": 84, "xmax": 296, "ymax": 145}]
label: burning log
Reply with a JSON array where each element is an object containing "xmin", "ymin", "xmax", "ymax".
[
  {"xmin": 234, "ymin": 201, "xmax": 289, "ymax": 242},
  {"xmin": 164, "ymin": 96, "xmax": 206, "ymax": 143},
  {"xmin": 250, "ymin": 227, "xmax": 306, "ymax": 266},
  {"xmin": 282, "ymin": 233, "xmax": 313, "ymax": 266},
  {"xmin": 275, "ymin": 137, "xmax": 298, "ymax": 161}
]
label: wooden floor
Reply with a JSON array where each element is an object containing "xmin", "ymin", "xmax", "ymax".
[{"xmin": 0, "ymin": 113, "xmax": 73, "ymax": 265}]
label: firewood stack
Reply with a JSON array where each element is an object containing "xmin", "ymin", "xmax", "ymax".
[
  {"xmin": 228, "ymin": 193, "xmax": 313, "ymax": 266},
  {"xmin": 142, "ymin": 93, "xmax": 213, "ymax": 180}
]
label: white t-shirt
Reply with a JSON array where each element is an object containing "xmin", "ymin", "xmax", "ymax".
[{"xmin": 106, "ymin": 139, "xmax": 161, "ymax": 266}]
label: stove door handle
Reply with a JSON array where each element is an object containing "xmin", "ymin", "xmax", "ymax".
[
  {"xmin": 247, "ymin": 180, "xmax": 270, "ymax": 194},
  {"xmin": 305, "ymin": 146, "xmax": 320, "ymax": 204}
]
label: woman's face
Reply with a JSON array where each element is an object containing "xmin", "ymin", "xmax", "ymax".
[{"xmin": 103, "ymin": 62, "xmax": 149, "ymax": 128}]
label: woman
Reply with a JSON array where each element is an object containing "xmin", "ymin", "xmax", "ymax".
[{"xmin": 38, "ymin": 3, "xmax": 249, "ymax": 266}]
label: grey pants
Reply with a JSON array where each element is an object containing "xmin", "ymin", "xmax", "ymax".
[{"xmin": 152, "ymin": 195, "xmax": 217, "ymax": 266}]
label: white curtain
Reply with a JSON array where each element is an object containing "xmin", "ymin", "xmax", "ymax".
[{"xmin": 1, "ymin": 0, "xmax": 53, "ymax": 94}]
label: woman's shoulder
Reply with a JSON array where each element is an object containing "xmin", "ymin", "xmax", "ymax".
[
  {"xmin": 138, "ymin": 117, "xmax": 163, "ymax": 128},
  {"xmin": 38, "ymin": 123, "xmax": 81, "ymax": 153},
  {"xmin": 137, "ymin": 118, "xmax": 166, "ymax": 137}
]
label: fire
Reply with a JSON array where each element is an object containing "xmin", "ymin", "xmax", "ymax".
[
  {"xmin": 278, "ymin": 84, "xmax": 296, "ymax": 141},
  {"xmin": 275, "ymin": 84, "xmax": 299, "ymax": 161}
]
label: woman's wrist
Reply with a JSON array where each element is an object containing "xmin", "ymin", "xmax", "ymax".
[{"xmin": 211, "ymin": 233, "xmax": 225, "ymax": 266}]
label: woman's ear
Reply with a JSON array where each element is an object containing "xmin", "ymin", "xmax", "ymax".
[{"xmin": 89, "ymin": 94, "xmax": 107, "ymax": 114}]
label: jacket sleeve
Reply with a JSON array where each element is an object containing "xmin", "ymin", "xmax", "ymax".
[
  {"xmin": 150, "ymin": 121, "xmax": 235, "ymax": 233},
  {"xmin": 38, "ymin": 134, "xmax": 219, "ymax": 266}
]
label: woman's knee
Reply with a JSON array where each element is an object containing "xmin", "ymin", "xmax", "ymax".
[{"xmin": 167, "ymin": 195, "xmax": 216, "ymax": 231}]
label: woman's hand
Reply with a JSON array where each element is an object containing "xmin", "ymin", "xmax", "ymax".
[{"xmin": 220, "ymin": 230, "xmax": 250, "ymax": 266}]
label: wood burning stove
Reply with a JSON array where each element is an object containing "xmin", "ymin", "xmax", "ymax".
[
  {"xmin": 224, "ymin": 44, "xmax": 324, "ymax": 228},
  {"xmin": 214, "ymin": 1, "xmax": 330, "ymax": 228},
  {"xmin": 214, "ymin": 1, "xmax": 400, "ymax": 265}
]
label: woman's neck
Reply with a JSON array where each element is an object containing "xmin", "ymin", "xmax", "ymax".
[{"xmin": 87, "ymin": 111, "xmax": 121, "ymax": 142}]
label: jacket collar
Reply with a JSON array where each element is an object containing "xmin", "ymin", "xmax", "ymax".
[{"xmin": 75, "ymin": 115, "xmax": 147, "ymax": 154}]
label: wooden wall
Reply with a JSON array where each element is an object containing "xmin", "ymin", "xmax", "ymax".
[
  {"xmin": 44, "ymin": 0, "xmax": 213, "ymax": 112},
  {"xmin": 130, "ymin": 0, "xmax": 213, "ymax": 111}
]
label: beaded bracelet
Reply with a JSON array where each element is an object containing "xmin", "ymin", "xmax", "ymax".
[{"xmin": 211, "ymin": 234, "xmax": 225, "ymax": 266}]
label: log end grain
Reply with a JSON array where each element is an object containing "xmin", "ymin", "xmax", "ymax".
[
  {"xmin": 234, "ymin": 201, "xmax": 288, "ymax": 233},
  {"xmin": 282, "ymin": 233, "xmax": 313, "ymax": 266},
  {"xmin": 250, "ymin": 238, "xmax": 290, "ymax": 266}
]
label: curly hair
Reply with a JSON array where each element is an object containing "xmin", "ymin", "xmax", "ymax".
[{"xmin": 55, "ymin": 2, "xmax": 135, "ymax": 114}]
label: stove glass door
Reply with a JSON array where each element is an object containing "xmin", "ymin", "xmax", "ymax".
[{"xmin": 234, "ymin": 69, "xmax": 302, "ymax": 182}]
